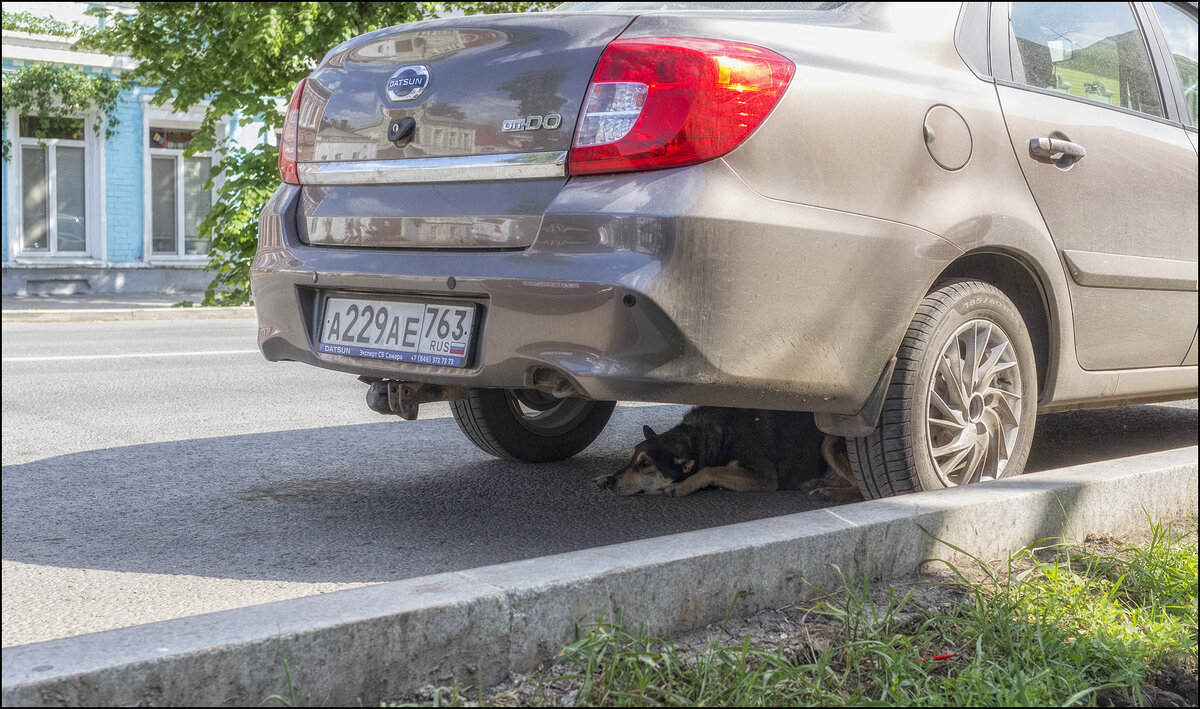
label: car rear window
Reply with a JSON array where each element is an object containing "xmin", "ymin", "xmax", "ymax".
[{"xmin": 555, "ymin": 2, "xmax": 844, "ymax": 11}]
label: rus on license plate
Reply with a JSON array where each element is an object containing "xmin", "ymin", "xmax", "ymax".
[{"xmin": 318, "ymin": 297, "xmax": 476, "ymax": 368}]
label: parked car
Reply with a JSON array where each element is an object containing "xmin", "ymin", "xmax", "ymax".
[{"xmin": 251, "ymin": 1, "xmax": 1198, "ymax": 499}]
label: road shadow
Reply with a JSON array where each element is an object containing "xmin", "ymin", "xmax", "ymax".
[
  {"xmin": 1, "ymin": 405, "xmax": 817, "ymax": 584},
  {"xmin": 1026, "ymin": 402, "xmax": 1198, "ymax": 472},
  {"xmin": 2, "ymin": 403, "xmax": 1194, "ymax": 584}
]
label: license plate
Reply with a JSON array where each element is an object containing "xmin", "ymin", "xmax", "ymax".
[{"xmin": 318, "ymin": 297, "xmax": 477, "ymax": 368}]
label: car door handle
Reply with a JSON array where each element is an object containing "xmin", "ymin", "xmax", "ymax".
[{"xmin": 1029, "ymin": 137, "xmax": 1086, "ymax": 168}]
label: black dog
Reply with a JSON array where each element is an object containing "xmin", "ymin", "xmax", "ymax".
[{"xmin": 594, "ymin": 406, "xmax": 858, "ymax": 499}]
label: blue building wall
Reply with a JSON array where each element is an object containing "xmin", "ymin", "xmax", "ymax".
[
  {"xmin": 2, "ymin": 56, "xmax": 14, "ymax": 264},
  {"xmin": 1, "ymin": 58, "xmax": 146, "ymax": 264},
  {"xmin": 104, "ymin": 84, "xmax": 145, "ymax": 263},
  {"xmin": 1, "ymin": 120, "xmax": 6, "ymax": 266},
  {"xmin": 3, "ymin": 44, "xmax": 267, "ymax": 293}
]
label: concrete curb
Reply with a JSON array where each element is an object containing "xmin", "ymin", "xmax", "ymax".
[
  {"xmin": 1, "ymin": 307, "xmax": 256, "ymax": 323},
  {"xmin": 3, "ymin": 447, "xmax": 1196, "ymax": 707}
]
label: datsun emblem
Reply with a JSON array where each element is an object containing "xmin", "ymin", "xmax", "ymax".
[{"xmin": 386, "ymin": 65, "xmax": 430, "ymax": 102}]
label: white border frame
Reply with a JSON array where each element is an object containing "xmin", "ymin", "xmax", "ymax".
[
  {"xmin": 145, "ymin": 145, "xmax": 216, "ymax": 262},
  {"xmin": 140, "ymin": 99, "xmax": 223, "ymax": 265},
  {"xmin": 5, "ymin": 107, "xmax": 106, "ymax": 265}
]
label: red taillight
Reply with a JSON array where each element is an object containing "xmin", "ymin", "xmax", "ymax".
[
  {"xmin": 569, "ymin": 38, "xmax": 794, "ymax": 176},
  {"xmin": 279, "ymin": 78, "xmax": 307, "ymax": 185}
]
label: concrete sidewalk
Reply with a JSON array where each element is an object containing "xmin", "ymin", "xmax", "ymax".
[
  {"xmin": 1, "ymin": 293, "xmax": 255, "ymax": 322},
  {"xmin": 3, "ymin": 446, "xmax": 1196, "ymax": 707}
]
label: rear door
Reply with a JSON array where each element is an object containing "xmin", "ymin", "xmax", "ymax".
[
  {"xmin": 1148, "ymin": 1, "xmax": 1200, "ymax": 365},
  {"xmin": 994, "ymin": 1, "xmax": 1198, "ymax": 370}
]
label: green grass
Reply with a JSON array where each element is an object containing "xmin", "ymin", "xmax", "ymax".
[{"xmin": 391, "ymin": 518, "xmax": 1197, "ymax": 707}]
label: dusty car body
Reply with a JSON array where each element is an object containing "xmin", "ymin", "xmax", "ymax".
[{"xmin": 252, "ymin": 2, "xmax": 1198, "ymax": 497}]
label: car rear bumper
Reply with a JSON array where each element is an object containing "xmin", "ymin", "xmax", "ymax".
[{"xmin": 251, "ymin": 158, "xmax": 962, "ymax": 415}]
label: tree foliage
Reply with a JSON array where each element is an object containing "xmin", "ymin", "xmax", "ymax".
[
  {"xmin": 196, "ymin": 143, "xmax": 282, "ymax": 305},
  {"xmin": 2, "ymin": 10, "xmax": 100, "ymax": 40},
  {"xmin": 80, "ymin": 2, "xmax": 551, "ymax": 304},
  {"xmin": 0, "ymin": 12, "xmax": 115, "ymax": 161},
  {"xmin": 0, "ymin": 64, "xmax": 120, "ymax": 162}
]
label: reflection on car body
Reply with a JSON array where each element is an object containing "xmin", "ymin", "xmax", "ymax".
[{"xmin": 252, "ymin": 1, "xmax": 1198, "ymax": 499}]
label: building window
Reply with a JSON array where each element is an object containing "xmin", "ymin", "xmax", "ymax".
[
  {"xmin": 149, "ymin": 127, "xmax": 197, "ymax": 150},
  {"xmin": 148, "ymin": 127, "xmax": 212, "ymax": 256},
  {"xmin": 17, "ymin": 116, "xmax": 89, "ymax": 256}
]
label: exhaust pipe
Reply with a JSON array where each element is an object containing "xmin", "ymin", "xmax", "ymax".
[
  {"xmin": 529, "ymin": 367, "xmax": 579, "ymax": 399},
  {"xmin": 361, "ymin": 379, "xmax": 467, "ymax": 420},
  {"xmin": 365, "ymin": 381, "xmax": 394, "ymax": 415}
]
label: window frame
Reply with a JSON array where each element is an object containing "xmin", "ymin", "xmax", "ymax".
[
  {"xmin": 5, "ymin": 108, "xmax": 105, "ymax": 264},
  {"xmin": 140, "ymin": 117, "xmax": 219, "ymax": 264},
  {"xmin": 993, "ymin": 1, "xmax": 1182, "ymax": 128},
  {"xmin": 1140, "ymin": 1, "xmax": 1199, "ymax": 131},
  {"xmin": 954, "ymin": 1, "xmax": 993, "ymax": 81}
]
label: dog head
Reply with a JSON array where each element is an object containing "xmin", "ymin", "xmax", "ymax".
[{"xmin": 595, "ymin": 424, "xmax": 697, "ymax": 496}]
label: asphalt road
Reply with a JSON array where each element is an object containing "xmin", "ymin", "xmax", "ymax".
[{"xmin": 2, "ymin": 318, "xmax": 1196, "ymax": 647}]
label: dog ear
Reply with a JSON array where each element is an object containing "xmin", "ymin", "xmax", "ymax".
[
  {"xmin": 643, "ymin": 425, "xmax": 656, "ymax": 440},
  {"xmin": 674, "ymin": 457, "xmax": 696, "ymax": 475}
]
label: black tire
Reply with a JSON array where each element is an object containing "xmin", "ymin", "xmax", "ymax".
[
  {"xmin": 847, "ymin": 279, "xmax": 1038, "ymax": 499},
  {"xmin": 450, "ymin": 388, "xmax": 616, "ymax": 463}
]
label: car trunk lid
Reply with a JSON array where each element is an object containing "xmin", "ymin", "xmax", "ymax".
[
  {"xmin": 292, "ymin": 13, "xmax": 632, "ymax": 249},
  {"xmin": 296, "ymin": 13, "xmax": 633, "ymax": 167}
]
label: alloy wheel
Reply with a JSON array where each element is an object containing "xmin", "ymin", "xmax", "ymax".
[
  {"xmin": 504, "ymin": 389, "xmax": 595, "ymax": 435},
  {"xmin": 926, "ymin": 319, "xmax": 1024, "ymax": 486}
]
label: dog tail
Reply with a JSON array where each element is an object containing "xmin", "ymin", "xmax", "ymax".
[{"xmin": 821, "ymin": 435, "xmax": 856, "ymax": 489}]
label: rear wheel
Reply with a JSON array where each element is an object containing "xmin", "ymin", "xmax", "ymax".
[
  {"xmin": 847, "ymin": 279, "xmax": 1038, "ymax": 499},
  {"xmin": 450, "ymin": 388, "xmax": 616, "ymax": 463}
]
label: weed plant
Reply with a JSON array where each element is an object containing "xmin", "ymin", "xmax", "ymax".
[{"xmin": 397, "ymin": 518, "xmax": 1197, "ymax": 707}]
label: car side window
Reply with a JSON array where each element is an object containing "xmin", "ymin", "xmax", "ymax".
[
  {"xmin": 1151, "ymin": 2, "xmax": 1198, "ymax": 127},
  {"xmin": 1009, "ymin": 2, "xmax": 1164, "ymax": 118}
]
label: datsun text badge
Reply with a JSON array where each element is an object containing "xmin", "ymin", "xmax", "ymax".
[{"xmin": 386, "ymin": 65, "xmax": 430, "ymax": 102}]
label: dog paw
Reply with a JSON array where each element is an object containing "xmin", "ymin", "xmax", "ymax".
[
  {"xmin": 662, "ymin": 482, "xmax": 692, "ymax": 497},
  {"xmin": 798, "ymin": 478, "xmax": 823, "ymax": 493},
  {"xmin": 593, "ymin": 474, "xmax": 615, "ymax": 489},
  {"xmin": 808, "ymin": 485, "xmax": 863, "ymax": 503}
]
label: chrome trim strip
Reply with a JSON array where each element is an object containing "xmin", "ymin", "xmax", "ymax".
[{"xmin": 297, "ymin": 151, "xmax": 568, "ymax": 185}]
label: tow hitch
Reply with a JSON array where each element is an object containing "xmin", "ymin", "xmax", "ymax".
[{"xmin": 360, "ymin": 379, "xmax": 467, "ymax": 420}]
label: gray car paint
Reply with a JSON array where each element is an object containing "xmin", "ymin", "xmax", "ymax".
[
  {"xmin": 251, "ymin": 2, "xmax": 1199, "ymax": 431},
  {"xmin": 297, "ymin": 180, "xmax": 563, "ymax": 249},
  {"xmin": 301, "ymin": 14, "xmax": 633, "ymax": 161},
  {"xmin": 996, "ymin": 84, "xmax": 1197, "ymax": 370},
  {"xmin": 254, "ymin": 157, "xmax": 961, "ymax": 414}
]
